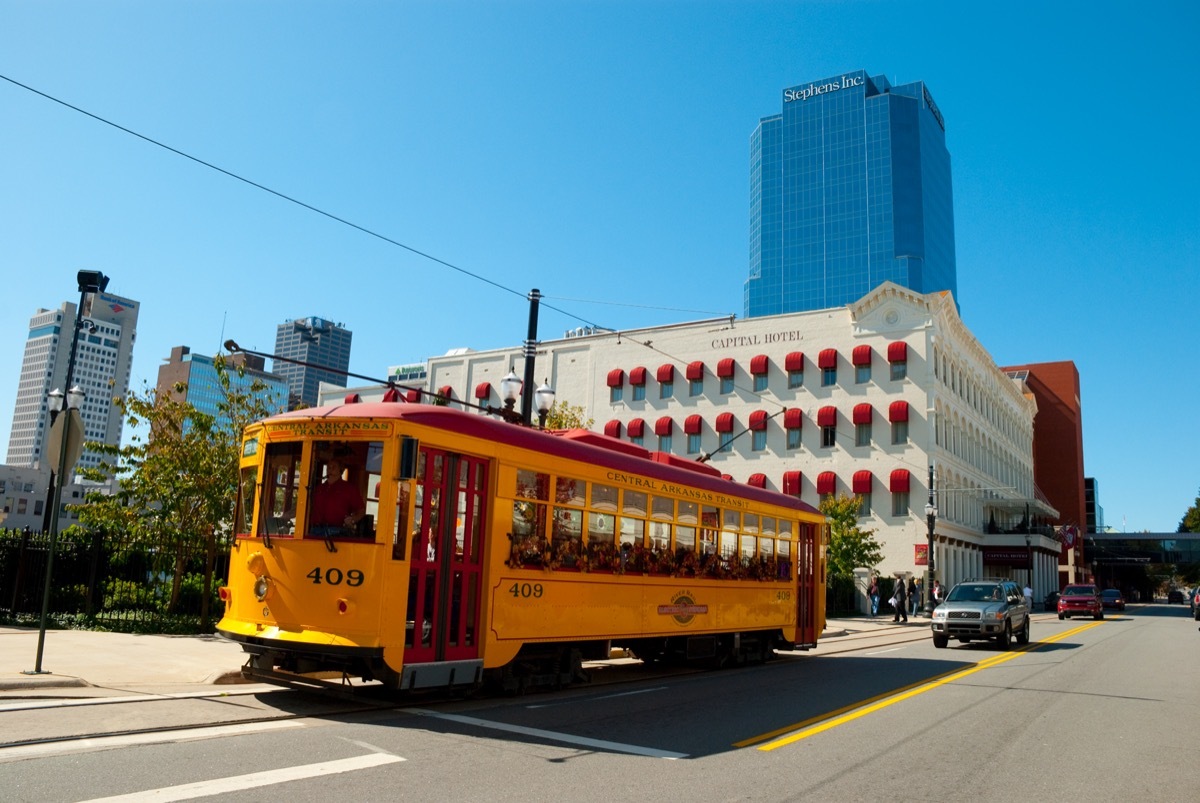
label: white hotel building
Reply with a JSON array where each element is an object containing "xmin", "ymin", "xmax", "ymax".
[{"xmin": 335, "ymin": 283, "xmax": 1062, "ymax": 595}]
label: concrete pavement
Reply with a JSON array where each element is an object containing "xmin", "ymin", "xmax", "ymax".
[{"xmin": 0, "ymin": 616, "xmax": 930, "ymax": 695}]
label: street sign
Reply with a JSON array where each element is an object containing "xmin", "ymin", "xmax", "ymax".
[{"xmin": 44, "ymin": 408, "xmax": 85, "ymax": 473}]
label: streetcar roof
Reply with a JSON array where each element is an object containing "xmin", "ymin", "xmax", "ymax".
[{"xmin": 263, "ymin": 401, "xmax": 820, "ymax": 514}]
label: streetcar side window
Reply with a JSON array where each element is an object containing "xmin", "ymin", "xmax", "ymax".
[
  {"xmin": 510, "ymin": 469, "xmax": 550, "ymax": 567},
  {"xmin": 235, "ymin": 465, "xmax": 257, "ymax": 537}
]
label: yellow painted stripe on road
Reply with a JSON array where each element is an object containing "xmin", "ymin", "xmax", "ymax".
[{"xmin": 740, "ymin": 619, "xmax": 1105, "ymax": 751}]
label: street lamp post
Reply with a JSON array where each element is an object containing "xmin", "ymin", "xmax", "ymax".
[
  {"xmin": 534, "ymin": 382, "xmax": 556, "ymax": 429},
  {"xmin": 25, "ymin": 270, "xmax": 108, "ymax": 675},
  {"xmin": 923, "ymin": 465, "xmax": 938, "ymax": 616},
  {"xmin": 1025, "ymin": 532, "xmax": 1033, "ymax": 595}
]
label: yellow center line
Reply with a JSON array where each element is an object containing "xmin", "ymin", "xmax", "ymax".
[{"xmin": 738, "ymin": 620, "xmax": 1105, "ymax": 751}]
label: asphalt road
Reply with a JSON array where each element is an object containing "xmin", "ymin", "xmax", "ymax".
[{"xmin": 1, "ymin": 605, "xmax": 1195, "ymax": 802}]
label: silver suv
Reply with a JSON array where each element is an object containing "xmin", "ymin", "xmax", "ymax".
[{"xmin": 930, "ymin": 578, "xmax": 1031, "ymax": 650}]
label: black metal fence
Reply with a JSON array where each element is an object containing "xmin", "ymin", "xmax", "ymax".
[{"xmin": 0, "ymin": 527, "xmax": 229, "ymax": 634}]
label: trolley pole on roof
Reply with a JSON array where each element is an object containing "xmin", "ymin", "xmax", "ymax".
[{"xmin": 519, "ymin": 289, "xmax": 542, "ymax": 426}]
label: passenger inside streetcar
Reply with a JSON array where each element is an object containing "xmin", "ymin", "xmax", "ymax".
[{"xmin": 309, "ymin": 444, "xmax": 367, "ymax": 537}]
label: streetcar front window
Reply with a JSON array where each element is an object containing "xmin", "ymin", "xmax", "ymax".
[
  {"xmin": 259, "ymin": 442, "xmax": 302, "ymax": 536},
  {"xmin": 305, "ymin": 440, "xmax": 382, "ymax": 541},
  {"xmin": 235, "ymin": 466, "xmax": 256, "ymax": 537}
]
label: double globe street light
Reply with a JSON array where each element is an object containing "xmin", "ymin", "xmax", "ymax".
[{"xmin": 26, "ymin": 270, "xmax": 108, "ymax": 676}]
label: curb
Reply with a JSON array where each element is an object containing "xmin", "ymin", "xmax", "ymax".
[{"xmin": 0, "ymin": 675, "xmax": 89, "ymax": 691}]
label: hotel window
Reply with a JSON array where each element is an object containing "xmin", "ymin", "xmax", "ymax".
[
  {"xmin": 891, "ymin": 491, "xmax": 909, "ymax": 517},
  {"xmin": 633, "ymin": 384, "xmax": 646, "ymax": 402},
  {"xmin": 686, "ymin": 361, "xmax": 704, "ymax": 397},
  {"xmin": 717, "ymin": 359, "xmax": 735, "ymax": 394},
  {"xmin": 752, "ymin": 430, "xmax": 766, "ymax": 451},
  {"xmin": 719, "ymin": 431, "xmax": 735, "ymax": 450},
  {"xmin": 855, "ymin": 364, "xmax": 870, "ymax": 384},
  {"xmin": 858, "ymin": 494, "xmax": 871, "ymax": 517},
  {"xmin": 891, "ymin": 361, "xmax": 907, "ymax": 381},
  {"xmin": 821, "ymin": 424, "xmax": 836, "ymax": 448},
  {"xmin": 786, "ymin": 428, "xmax": 801, "ymax": 449},
  {"xmin": 686, "ymin": 432, "xmax": 702, "ymax": 454},
  {"xmin": 891, "ymin": 420, "xmax": 908, "ymax": 445},
  {"xmin": 750, "ymin": 355, "xmax": 769, "ymax": 392},
  {"xmin": 888, "ymin": 342, "xmax": 908, "ymax": 381},
  {"xmin": 787, "ymin": 369, "xmax": 803, "ymax": 389},
  {"xmin": 855, "ymin": 422, "xmax": 871, "ymax": 447},
  {"xmin": 658, "ymin": 434, "xmax": 672, "ymax": 453},
  {"xmin": 819, "ymin": 349, "xmax": 837, "ymax": 387},
  {"xmin": 720, "ymin": 376, "xmax": 734, "ymax": 394},
  {"xmin": 822, "ymin": 366, "xmax": 836, "ymax": 387},
  {"xmin": 754, "ymin": 374, "xmax": 768, "ymax": 392},
  {"xmin": 689, "ymin": 378, "xmax": 702, "ymax": 396},
  {"xmin": 630, "ymin": 367, "xmax": 647, "ymax": 401},
  {"xmin": 610, "ymin": 386, "xmax": 623, "ymax": 403},
  {"xmin": 657, "ymin": 365, "xmax": 675, "ymax": 400}
]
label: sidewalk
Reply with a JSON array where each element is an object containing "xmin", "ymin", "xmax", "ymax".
[{"xmin": 0, "ymin": 626, "xmax": 248, "ymax": 693}]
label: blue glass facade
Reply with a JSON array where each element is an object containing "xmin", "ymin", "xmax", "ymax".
[{"xmin": 745, "ymin": 70, "xmax": 957, "ymax": 316}]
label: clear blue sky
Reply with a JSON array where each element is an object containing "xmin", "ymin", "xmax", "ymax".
[{"xmin": 2, "ymin": 1, "xmax": 1196, "ymax": 532}]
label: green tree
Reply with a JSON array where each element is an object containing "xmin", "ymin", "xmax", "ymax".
[
  {"xmin": 1177, "ymin": 487, "xmax": 1200, "ymax": 532},
  {"xmin": 544, "ymin": 400, "xmax": 593, "ymax": 430},
  {"xmin": 820, "ymin": 492, "xmax": 884, "ymax": 583},
  {"xmin": 77, "ymin": 355, "xmax": 273, "ymax": 616}
]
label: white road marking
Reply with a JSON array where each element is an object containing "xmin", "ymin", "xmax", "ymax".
[
  {"xmin": 525, "ymin": 685, "xmax": 669, "ymax": 709},
  {"xmin": 79, "ymin": 752, "xmax": 404, "ymax": 801},
  {"xmin": 403, "ymin": 707, "xmax": 687, "ymax": 759},
  {"xmin": 0, "ymin": 720, "xmax": 303, "ymax": 761},
  {"xmin": 865, "ymin": 647, "xmax": 905, "ymax": 655}
]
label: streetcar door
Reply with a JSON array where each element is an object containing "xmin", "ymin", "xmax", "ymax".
[
  {"xmin": 795, "ymin": 522, "xmax": 818, "ymax": 645},
  {"xmin": 403, "ymin": 447, "xmax": 487, "ymax": 664}
]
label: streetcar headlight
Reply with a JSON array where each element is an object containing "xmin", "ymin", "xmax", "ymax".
[{"xmin": 253, "ymin": 574, "xmax": 273, "ymax": 602}]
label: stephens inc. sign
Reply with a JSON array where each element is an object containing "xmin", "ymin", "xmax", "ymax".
[{"xmin": 784, "ymin": 73, "xmax": 864, "ymax": 103}]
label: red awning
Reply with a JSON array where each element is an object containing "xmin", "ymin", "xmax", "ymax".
[
  {"xmin": 344, "ymin": 392, "xmax": 361, "ymax": 404},
  {"xmin": 852, "ymin": 403, "xmax": 873, "ymax": 424},
  {"xmin": 654, "ymin": 416, "xmax": 673, "ymax": 436},
  {"xmin": 889, "ymin": 401, "xmax": 910, "ymax": 422},
  {"xmin": 627, "ymin": 418, "xmax": 645, "ymax": 438},
  {"xmin": 657, "ymin": 364, "xmax": 675, "ymax": 383},
  {"xmin": 629, "ymin": 366, "xmax": 648, "ymax": 386},
  {"xmin": 474, "ymin": 381, "xmax": 491, "ymax": 400},
  {"xmin": 818, "ymin": 349, "xmax": 838, "ymax": 369},
  {"xmin": 817, "ymin": 406, "xmax": 837, "ymax": 427},
  {"xmin": 686, "ymin": 361, "xmax": 705, "ymax": 381},
  {"xmin": 715, "ymin": 412, "xmax": 735, "ymax": 433},
  {"xmin": 604, "ymin": 420, "xmax": 623, "ymax": 438},
  {"xmin": 748, "ymin": 410, "xmax": 769, "ymax": 431},
  {"xmin": 750, "ymin": 354, "xmax": 769, "ymax": 375},
  {"xmin": 606, "ymin": 368, "xmax": 625, "ymax": 387},
  {"xmin": 747, "ymin": 473, "xmax": 767, "ymax": 488},
  {"xmin": 785, "ymin": 351, "xmax": 804, "ymax": 371},
  {"xmin": 853, "ymin": 470, "xmax": 874, "ymax": 494},
  {"xmin": 782, "ymin": 470, "xmax": 802, "ymax": 496},
  {"xmin": 382, "ymin": 388, "xmax": 401, "ymax": 403},
  {"xmin": 684, "ymin": 414, "xmax": 702, "ymax": 435},
  {"xmin": 890, "ymin": 469, "xmax": 911, "ymax": 492},
  {"xmin": 816, "ymin": 471, "xmax": 837, "ymax": 495},
  {"xmin": 403, "ymin": 389, "xmax": 420, "ymax": 403},
  {"xmin": 438, "ymin": 385, "xmax": 453, "ymax": 399},
  {"xmin": 852, "ymin": 345, "xmax": 873, "ymax": 366},
  {"xmin": 716, "ymin": 358, "xmax": 736, "ymax": 378},
  {"xmin": 783, "ymin": 408, "xmax": 803, "ymax": 429},
  {"xmin": 888, "ymin": 341, "xmax": 908, "ymax": 362}
]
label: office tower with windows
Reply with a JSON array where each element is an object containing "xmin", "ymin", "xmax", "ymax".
[
  {"xmin": 272, "ymin": 317, "xmax": 352, "ymax": 408},
  {"xmin": 745, "ymin": 69, "xmax": 957, "ymax": 317},
  {"xmin": 6, "ymin": 291, "xmax": 139, "ymax": 478},
  {"xmin": 157, "ymin": 346, "xmax": 289, "ymax": 427}
]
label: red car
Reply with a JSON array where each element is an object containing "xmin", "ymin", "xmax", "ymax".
[{"xmin": 1058, "ymin": 584, "xmax": 1104, "ymax": 620}]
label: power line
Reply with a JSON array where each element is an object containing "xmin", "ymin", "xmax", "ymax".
[{"xmin": 0, "ymin": 72, "xmax": 610, "ymax": 330}]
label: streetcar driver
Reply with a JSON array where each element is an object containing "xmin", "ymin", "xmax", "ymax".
[{"xmin": 309, "ymin": 446, "xmax": 366, "ymax": 537}]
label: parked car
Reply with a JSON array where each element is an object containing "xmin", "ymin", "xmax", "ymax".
[
  {"xmin": 1167, "ymin": 589, "xmax": 1184, "ymax": 604},
  {"xmin": 1043, "ymin": 591, "xmax": 1060, "ymax": 612},
  {"xmin": 930, "ymin": 578, "xmax": 1031, "ymax": 649},
  {"xmin": 1058, "ymin": 584, "xmax": 1103, "ymax": 620},
  {"xmin": 1101, "ymin": 589, "xmax": 1126, "ymax": 610}
]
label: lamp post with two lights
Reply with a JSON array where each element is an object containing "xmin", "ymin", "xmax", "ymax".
[
  {"xmin": 26, "ymin": 270, "xmax": 108, "ymax": 675},
  {"xmin": 923, "ymin": 464, "xmax": 938, "ymax": 617}
]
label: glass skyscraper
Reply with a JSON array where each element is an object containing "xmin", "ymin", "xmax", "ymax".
[{"xmin": 745, "ymin": 70, "xmax": 957, "ymax": 317}]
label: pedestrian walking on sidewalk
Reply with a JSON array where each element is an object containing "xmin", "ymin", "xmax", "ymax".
[
  {"xmin": 908, "ymin": 576, "xmax": 919, "ymax": 617},
  {"xmin": 891, "ymin": 577, "xmax": 908, "ymax": 623},
  {"xmin": 868, "ymin": 577, "xmax": 880, "ymax": 618}
]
